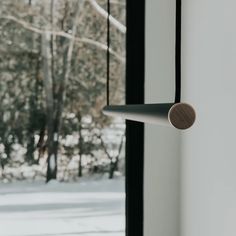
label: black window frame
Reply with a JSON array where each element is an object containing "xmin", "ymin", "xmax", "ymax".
[
  {"xmin": 125, "ymin": 0, "xmax": 182, "ymax": 235},
  {"xmin": 125, "ymin": 1, "xmax": 145, "ymax": 236}
]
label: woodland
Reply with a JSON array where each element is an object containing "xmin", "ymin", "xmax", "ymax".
[{"xmin": 0, "ymin": 0, "xmax": 126, "ymax": 182}]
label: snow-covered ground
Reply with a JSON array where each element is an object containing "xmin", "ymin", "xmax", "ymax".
[{"xmin": 0, "ymin": 178, "xmax": 125, "ymax": 236}]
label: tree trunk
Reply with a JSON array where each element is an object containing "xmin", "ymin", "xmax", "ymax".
[
  {"xmin": 42, "ymin": 31, "xmax": 57, "ymax": 182},
  {"xmin": 43, "ymin": 0, "xmax": 84, "ymax": 182},
  {"xmin": 26, "ymin": 134, "xmax": 35, "ymax": 164},
  {"xmin": 78, "ymin": 154, "xmax": 83, "ymax": 177},
  {"xmin": 108, "ymin": 135, "xmax": 125, "ymax": 179},
  {"xmin": 77, "ymin": 113, "xmax": 83, "ymax": 177},
  {"xmin": 54, "ymin": 0, "xmax": 84, "ymax": 142},
  {"xmin": 109, "ymin": 160, "xmax": 118, "ymax": 179}
]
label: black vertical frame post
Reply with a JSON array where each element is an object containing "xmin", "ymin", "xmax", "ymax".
[{"xmin": 125, "ymin": 1, "xmax": 145, "ymax": 236}]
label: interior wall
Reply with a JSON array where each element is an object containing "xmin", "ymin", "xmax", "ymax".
[
  {"xmin": 145, "ymin": 0, "xmax": 236, "ymax": 235},
  {"xmin": 144, "ymin": 0, "xmax": 181, "ymax": 236},
  {"xmin": 181, "ymin": 0, "xmax": 236, "ymax": 235}
]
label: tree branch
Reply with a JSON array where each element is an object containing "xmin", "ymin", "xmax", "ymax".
[
  {"xmin": 1, "ymin": 15, "xmax": 125, "ymax": 62},
  {"xmin": 110, "ymin": 0, "xmax": 126, "ymax": 6},
  {"xmin": 87, "ymin": 0, "xmax": 126, "ymax": 34},
  {"xmin": 115, "ymin": 134, "xmax": 125, "ymax": 160},
  {"xmin": 99, "ymin": 135, "xmax": 112, "ymax": 160}
]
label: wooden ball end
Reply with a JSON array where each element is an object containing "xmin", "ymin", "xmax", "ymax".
[{"xmin": 168, "ymin": 103, "xmax": 196, "ymax": 130}]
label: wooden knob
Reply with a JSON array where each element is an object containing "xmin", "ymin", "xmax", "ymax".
[{"xmin": 168, "ymin": 103, "xmax": 196, "ymax": 130}]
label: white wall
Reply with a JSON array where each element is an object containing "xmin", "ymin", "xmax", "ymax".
[
  {"xmin": 181, "ymin": 0, "xmax": 236, "ymax": 235},
  {"xmin": 144, "ymin": 0, "xmax": 181, "ymax": 236},
  {"xmin": 145, "ymin": 0, "xmax": 236, "ymax": 236}
]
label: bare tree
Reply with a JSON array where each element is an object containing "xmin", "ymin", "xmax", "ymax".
[
  {"xmin": 100, "ymin": 134, "xmax": 125, "ymax": 179},
  {"xmin": 0, "ymin": 0, "xmax": 126, "ymax": 182}
]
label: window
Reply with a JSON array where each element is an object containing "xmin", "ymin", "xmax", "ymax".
[{"xmin": 0, "ymin": 1, "xmax": 128, "ymax": 235}]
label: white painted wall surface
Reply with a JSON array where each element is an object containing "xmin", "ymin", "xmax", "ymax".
[
  {"xmin": 181, "ymin": 0, "xmax": 236, "ymax": 235},
  {"xmin": 144, "ymin": 0, "xmax": 181, "ymax": 236},
  {"xmin": 145, "ymin": 0, "xmax": 236, "ymax": 236}
]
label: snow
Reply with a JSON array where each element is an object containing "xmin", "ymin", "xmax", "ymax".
[
  {"xmin": 49, "ymin": 154, "xmax": 56, "ymax": 172},
  {"xmin": 0, "ymin": 178, "xmax": 125, "ymax": 236}
]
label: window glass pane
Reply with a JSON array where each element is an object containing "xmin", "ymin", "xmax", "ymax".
[{"xmin": 0, "ymin": 1, "xmax": 126, "ymax": 235}]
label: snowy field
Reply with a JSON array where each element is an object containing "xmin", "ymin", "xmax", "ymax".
[{"xmin": 0, "ymin": 178, "xmax": 125, "ymax": 236}]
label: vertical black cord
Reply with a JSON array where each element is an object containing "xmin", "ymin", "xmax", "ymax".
[
  {"xmin": 175, "ymin": 0, "xmax": 181, "ymax": 103},
  {"xmin": 106, "ymin": 0, "xmax": 110, "ymax": 106}
]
